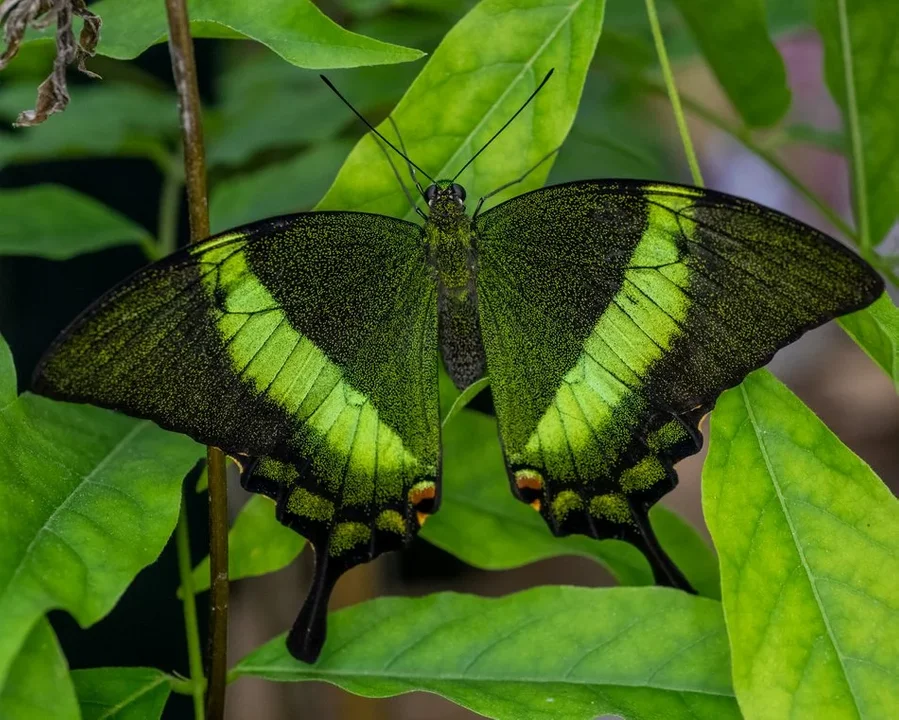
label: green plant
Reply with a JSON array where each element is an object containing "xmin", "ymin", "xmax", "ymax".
[{"xmin": 0, "ymin": 1, "xmax": 896, "ymax": 719}]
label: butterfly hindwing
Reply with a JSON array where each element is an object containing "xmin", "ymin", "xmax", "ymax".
[
  {"xmin": 34, "ymin": 212, "xmax": 441, "ymax": 660},
  {"xmin": 474, "ymin": 180, "xmax": 883, "ymax": 574}
]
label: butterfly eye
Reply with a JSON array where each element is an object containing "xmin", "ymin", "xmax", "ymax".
[
  {"xmin": 451, "ymin": 183, "xmax": 466, "ymax": 201},
  {"xmin": 424, "ymin": 185, "xmax": 438, "ymax": 203}
]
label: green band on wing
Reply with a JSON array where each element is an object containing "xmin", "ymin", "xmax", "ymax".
[
  {"xmin": 515, "ymin": 194, "xmax": 694, "ymax": 483},
  {"xmin": 196, "ymin": 239, "xmax": 425, "ymax": 506}
]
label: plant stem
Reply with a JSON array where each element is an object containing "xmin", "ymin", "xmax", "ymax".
[
  {"xmin": 176, "ymin": 501, "xmax": 205, "ymax": 720},
  {"xmin": 163, "ymin": 1, "xmax": 228, "ymax": 718},
  {"xmin": 164, "ymin": 1, "xmax": 210, "ymax": 241},
  {"xmin": 205, "ymin": 446, "xmax": 229, "ymax": 720},
  {"xmin": 836, "ymin": 0, "xmax": 871, "ymax": 256},
  {"xmin": 638, "ymin": 79, "xmax": 858, "ymax": 242},
  {"xmin": 157, "ymin": 157, "xmax": 184, "ymax": 257},
  {"xmin": 643, "ymin": 0, "xmax": 704, "ymax": 187}
]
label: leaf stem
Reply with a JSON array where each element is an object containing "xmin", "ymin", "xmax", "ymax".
[
  {"xmin": 643, "ymin": 0, "xmax": 704, "ymax": 187},
  {"xmin": 163, "ymin": 1, "xmax": 228, "ymax": 719},
  {"xmin": 157, "ymin": 156, "xmax": 184, "ymax": 257},
  {"xmin": 836, "ymin": 0, "xmax": 871, "ymax": 255},
  {"xmin": 169, "ymin": 674, "xmax": 198, "ymax": 696},
  {"xmin": 638, "ymin": 79, "xmax": 858, "ymax": 242},
  {"xmin": 176, "ymin": 500, "xmax": 205, "ymax": 720}
]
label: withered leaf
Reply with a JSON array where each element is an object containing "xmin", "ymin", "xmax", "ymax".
[{"xmin": 0, "ymin": 0, "xmax": 102, "ymax": 127}]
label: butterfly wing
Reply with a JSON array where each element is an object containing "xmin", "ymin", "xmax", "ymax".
[
  {"xmin": 35, "ymin": 212, "xmax": 440, "ymax": 661},
  {"xmin": 474, "ymin": 180, "xmax": 882, "ymax": 580}
]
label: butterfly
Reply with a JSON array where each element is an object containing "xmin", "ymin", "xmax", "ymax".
[{"xmin": 33, "ymin": 71, "xmax": 884, "ymax": 663}]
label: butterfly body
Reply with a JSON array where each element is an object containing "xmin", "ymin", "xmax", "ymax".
[{"xmin": 426, "ymin": 179, "xmax": 488, "ymax": 389}]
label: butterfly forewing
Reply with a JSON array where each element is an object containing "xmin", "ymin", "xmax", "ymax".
[
  {"xmin": 34, "ymin": 212, "xmax": 441, "ymax": 660},
  {"xmin": 474, "ymin": 180, "xmax": 883, "ymax": 547}
]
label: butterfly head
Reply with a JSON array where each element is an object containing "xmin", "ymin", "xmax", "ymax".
[{"xmin": 424, "ymin": 179, "xmax": 467, "ymax": 226}]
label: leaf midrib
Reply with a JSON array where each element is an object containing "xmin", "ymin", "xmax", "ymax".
[{"xmin": 740, "ymin": 384, "xmax": 863, "ymax": 717}]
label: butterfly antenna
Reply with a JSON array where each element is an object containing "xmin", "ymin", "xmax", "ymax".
[
  {"xmin": 320, "ymin": 75, "xmax": 435, "ymax": 183},
  {"xmin": 373, "ymin": 133, "xmax": 428, "ymax": 220},
  {"xmin": 452, "ymin": 68, "xmax": 555, "ymax": 183}
]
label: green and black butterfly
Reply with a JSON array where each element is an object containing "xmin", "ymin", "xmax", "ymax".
[{"xmin": 34, "ymin": 71, "xmax": 883, "ymax": 663}]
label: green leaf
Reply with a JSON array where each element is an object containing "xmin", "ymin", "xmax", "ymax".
[
  {"xmin": 0, "ymin": 186, "xmax": 152, "ymax": 259},
  {"xmin": 0, "ymin": 352, "xmax": 202, "ymax": 687},
  {"xmin": 702, "ymin": 369, "xmax": 899, "ymax": 719},
  {"xmin": 839, "ymin": 293, "xmax": 899, "ymax": 392},
  {"xmin": 549, "ymin": 73, "xmax": 673, "ymax": 184},
  {"xmin": 209, "ymin": 142, "xmax": 352, "ymax": 233},
  {"xmin": 441, "ymin": 376, "xmax": 490, "ymax": 429},
  {"xmin": 318, "ymin": 0, "xmax": 607, "ymax": 218},
  {"xmin": 72, "ymin": 667, "xmax": 172, "ymax": 720},
  {"xmin": 190, "ymin": 494, "xmax": 305, "ymax": 593},
  {"xmin": 0, "ymin": 83, "xmax": 176, "ymax": 166},
  {"xmin": 813, "ymin": 0, "xmax": 899, "ymax": 247},
  {"xmin": 668, "ymin": 0, "xmax": 790, "ymax": 127},
  {"xmin": 234, "ymin": 586, "xmax": 738, "ymax": 720},
  {"xmin": 0, "ymin": 334, "xmax": 14, "ymax": 409},
  {"xmin": 425, "ymin": 403, "xmax": 720, "ymax": 597},
  {"xmin": 0, "ymin": 619, "xmax": 79, "ymax": 720},
  {"xmin": 88, "ymin": 0, "xmax": 424, "ymax": 68},
  {"xmin": 207, "ymin": 49, "xmax": 417, "ymax": 168}
]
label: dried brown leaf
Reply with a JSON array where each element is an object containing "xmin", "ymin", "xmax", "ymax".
[{"xmin": 0, "ymin": 0, "xmax": 102, "ymax": 127}]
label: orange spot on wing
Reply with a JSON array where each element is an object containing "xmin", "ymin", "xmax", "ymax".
[
  {"xmin": 409, "ymin": 483, "xmax": 436, "ymax": 506},
  {"xmin": 529, "ymin": 499, "xmax": 542, "ymax": 512},
  {"xmin": 515, "ymin": 470, "xmax": 544, "ymax": 492},
  {"xmin": 416, "ymin": 511, "xmax": 430, "ymax": 526}
]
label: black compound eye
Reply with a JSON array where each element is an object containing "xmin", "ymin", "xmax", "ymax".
[
  {"xmin": 451, "ymin": 183, "xmax": 466, "ymax": 201},
  {"xmin": 424, "ymin": 185, "xmax": 438, "ymax": 203}
]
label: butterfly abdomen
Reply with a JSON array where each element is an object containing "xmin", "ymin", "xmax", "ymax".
[{"xmin": 427, "ymin": 215, "xmax": 487, "ymax": 389}]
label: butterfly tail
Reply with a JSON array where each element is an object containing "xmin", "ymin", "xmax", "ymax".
[
  {"xmin": 627, "ymin": 499, "xmax": 696, "ymax": 594},
  {"xmin": 287, "ymin": 546, "xmax": 340, "ymax": 663}
]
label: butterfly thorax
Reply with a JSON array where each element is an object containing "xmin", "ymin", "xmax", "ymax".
[{"xmin": 424, "ymin": 180, "xmax": 486, "ymax": 389}]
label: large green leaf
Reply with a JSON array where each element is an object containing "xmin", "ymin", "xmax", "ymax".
[
  {"xmin": 209, "ymin": 142, "xmax": 351, "ymax": 233},
  {"xmin": 0, "ymin": 339, "xmax": 202, "ymax": 686},
  {"xmin": 0, "ymin": 186, "xmax": 152, "ymax": 259},
  {"xmin": 207, "ymin": 46, "xmax": 420, "ymax": 168},
  {"xmin": 190, "ymin": 494, "xmax": 305, "ymax": 593},
  {"xmin": 72, "ymin": 667, "xmax": 171, "ymax": 720},
  {"xmin": 668, "ymin": 0, "xmax": 790, "ymax": 127},
  {"xmin": 0, "ymin": 619, "xmax": 79, "ymax": 719},
  {"xmin": 703, "ymin": 370, "xmax": 899, "ymax": 719},
  {"xmin": 0, "ymin": 83, "xmax": 176, "ymax": 167},
  {"xmin": 318, "ymin": 0, "xmax": 607, "ymax": 218},
  {"xmin": 87, "ymin": 0, "xmax": 424, "ymax": 68},
  {"xmin": 813, "ymin": 0, "xmax": 899, "ymax": 247},
  {"xmin": 839, "ymin": 293, "xmax": 899, "ymax": 392},
  {"xmin": 425, "ymin": 402, "xmax": 721, "ymax": 598},
  {"xmin": 234, "ymin": 586, "xmax": 738, "ymax": 720}
]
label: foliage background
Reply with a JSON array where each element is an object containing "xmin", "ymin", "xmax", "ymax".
[{"xmin": 0, "ymin": 0, "xmax": 897, "ymax": 718}]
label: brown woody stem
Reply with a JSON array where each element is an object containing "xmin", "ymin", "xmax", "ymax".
[{"xmin": 162, "ymin": 1, "xmax": 228, "ymax": 718}]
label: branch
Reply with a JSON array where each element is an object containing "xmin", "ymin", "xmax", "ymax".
[{"xmin": 162, "ymin": 2, "xmax": 228, "ymax": 719}]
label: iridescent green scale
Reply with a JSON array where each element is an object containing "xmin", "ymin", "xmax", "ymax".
[{"xmin": 35, "ymin": 171, "xmax": 883, "ymax": 663}]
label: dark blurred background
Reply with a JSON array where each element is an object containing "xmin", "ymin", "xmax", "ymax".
[{"xmin": 0, "ymin": 1, "xmax": 896, "ymax": 718}]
